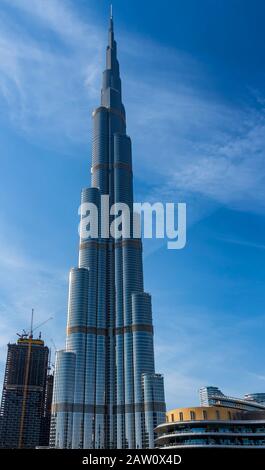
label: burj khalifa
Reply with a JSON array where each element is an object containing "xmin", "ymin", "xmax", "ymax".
[{"xmin": 50, "ymin": 11, "xmax": 166, "ymax": 449}]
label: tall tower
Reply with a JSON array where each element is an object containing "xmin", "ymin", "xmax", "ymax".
[
  {"xmin": 0, "ymin": 334, "xmax": 49, "ymax": 448},
  {"xmin": 50, "ymin": 11, "xmax": 166, "ymax": 449}
]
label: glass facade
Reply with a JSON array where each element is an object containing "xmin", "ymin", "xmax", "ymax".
[
  {"xmin": 50, "ymin": 12, "xmax": 165, "ymax": 449},
  {"xmin": 50, "ymin": 351, "xmax": 76, "ymax": 449},
  {"xmin": 199, "ymin": 386, "xmax": 265, "ymax": 411},
  {"xmin": 244, "ymin": 393, "xmax": 265, "ymax": 404},
  {"xmin": 155, "ymin": 420, "xmax": 265, "ymax": 448},
  {"xmin": 199, "ymin": 386, "xmax": 224, "ymax": 406}
]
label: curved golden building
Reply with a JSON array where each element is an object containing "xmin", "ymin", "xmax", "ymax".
[{"xmin": 155, "ymin": 406, "xmax": 265, "ymax": 448}]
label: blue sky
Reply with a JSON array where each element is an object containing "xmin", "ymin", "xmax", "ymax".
[{"xmin": 1, "ymin": 0, "xmax": 265, "ymax": 409}]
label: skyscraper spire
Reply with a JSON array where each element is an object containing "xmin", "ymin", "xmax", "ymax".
[
  {"xmin": 108, "ymin": 4, "xmax": 115, "ymax": 51},
  {"xmin": 102, "ymin": 7, "xmax": 122, "ymax": 112},
  {"xmin": 50, "ymin": 10, "xmax": 166, "ymax": 450}
]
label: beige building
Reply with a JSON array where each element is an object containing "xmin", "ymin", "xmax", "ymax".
[{"xmin": 155, "ymin": 406, "xmax": 265, "ymax": 448}]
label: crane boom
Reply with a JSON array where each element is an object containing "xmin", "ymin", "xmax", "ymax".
[{"xmin": 32, "ymin": 316, "xmax": 53, "ymax": 333}]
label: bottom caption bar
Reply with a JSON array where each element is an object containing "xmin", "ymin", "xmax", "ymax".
[{"xmin": 0, "ymin": 448, "xmax": 264, "ymax": 467}]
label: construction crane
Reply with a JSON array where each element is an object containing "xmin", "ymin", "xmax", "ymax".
[
  {"xmin": 18, "ymin": 310, "xmax": 53, "ymax": 448},
  {"xmin": 32, "ymin": 316, "xmax": 53, "ymax": 338},
  {"xmin": 17, "ymin": 315, "xmax": 53, "ymax": 340},
  {"xmin": 50, "ymin": 338, "xmax": 57, "ymax": 351}
]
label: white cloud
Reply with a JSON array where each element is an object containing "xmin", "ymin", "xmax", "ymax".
[
  {"xmin": 0, "ymin": 0, "xmax": 103, "ymax": 148},
  {"xmin": 0, "ymin": 0, "xmax": 264, "ymax": 214},
  {"xmin": 0, "ymin": 225, "xmax": 67, "ymax": 385},
  {"xmin": 153, "ymin": 305, "xmax": 265, "ymax": 408},
  {"xmin": 218, "ymin": 237, "xmax": 265, "ymax": 251},
  {"xmin": 2, "ymin": 0, "xmax": 99, "ymax": 45},
  {"xmin": 124, "ymin": 71, "xmax": 265, "ymax": 212}
]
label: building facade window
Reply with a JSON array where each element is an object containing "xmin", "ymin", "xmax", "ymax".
[
  {"xmin": 179, "ymin": 412, "xmax": 183, "ymax": 421},
  {"xmin": 190, "ymin": 411, "xmax": 196, "ymax": 420},
  {"xmin": 203, "ymin": 410, "xmax": 208, "ymax": 420}
]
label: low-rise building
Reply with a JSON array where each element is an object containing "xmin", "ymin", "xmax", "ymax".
[{"xmin": 155, "ymin": 406, "xmax": 265, "ymax": 448}]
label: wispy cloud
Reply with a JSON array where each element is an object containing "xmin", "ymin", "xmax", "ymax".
[
  {"xmin": 124, "ymin": 65, "xmax": 265, "ymax": 212},
  {"xmin": 218, "ymin": 237, "xmax": 265, "ymax": 251},
  {"xmin": 170, "ymin": 115, "xmax": 265, "ymax": 211},
  {"xmin": 248, "ymin": 372, "xmax": 265, "ymax": 382},
  {"xmin": 154, "ymin": 306, "xmax": 265, "ymax": 408},
  {"xmin": 0, "ymin": 0, "xmax": 264, "ymax": 215},
  {"xmin": 0, "ymin": 0, "xmax": 103, "ymax": 148},
  {"xmin": 0, "ymin": 222, "xmax": 67, "ymax": 385}
]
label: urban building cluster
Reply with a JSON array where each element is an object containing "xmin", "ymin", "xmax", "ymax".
[
  {"xmin": 0, "ymin": 11, "xmax": 264, "ymax": 450},
  {"xmin": 156, "ymin": 387, "xmax": 265, "ymax": 448}
]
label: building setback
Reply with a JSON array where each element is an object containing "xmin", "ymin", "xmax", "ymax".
[
  {"xmin": 50, "ymin": 11, "xmax": 166, "ymax": 449},
  {"xmin": 0, "ymin": 335, "xmax": 50, "ymax": 448}
]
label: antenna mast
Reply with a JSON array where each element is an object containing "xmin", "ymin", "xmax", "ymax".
[{"xmin": 30, "ymin": 308, "xmax": 34, "ymax": 338}]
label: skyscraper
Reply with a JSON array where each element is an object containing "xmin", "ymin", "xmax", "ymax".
[
  {"xmin": 50, "ymin": 11, "xmax": 166, "ymax": 449},
  {"xmin": 199, "ymin": 386, "xmax": 224, "ymax": 406},
  {"xmin": 0, "ymin": 333, "xmax": 50, "ymax": 448}
]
